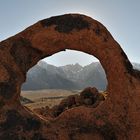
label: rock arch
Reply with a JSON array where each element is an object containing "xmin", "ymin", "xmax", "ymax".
[{"xmin": 0, "ymin": 14, "xmax": 140, "ymax": 139}]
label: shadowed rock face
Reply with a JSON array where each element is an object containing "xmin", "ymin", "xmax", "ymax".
[{"xmin": 0, "ymin": 14, "xmax": 140, "ymax": 140}]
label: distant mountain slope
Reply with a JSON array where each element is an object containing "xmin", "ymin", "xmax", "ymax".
[
  {"xmin": 22, "ymin": 61, "xmax": 79, "ymax": 90},
  {"xmin": 60, "ymin": 62, "xmax": 107, "ymax": 90},
  {"xmin": 22, "ymin": 61, "xmax": 140, "ymax": 91},
  {"xmin": 133, "ymin": 62, "xmax": 140, "ymax": 70}
]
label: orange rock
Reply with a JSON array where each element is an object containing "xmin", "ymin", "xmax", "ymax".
[{"xmin": 0, "ymin": 14, "xmax": 140, "ymax": 139}]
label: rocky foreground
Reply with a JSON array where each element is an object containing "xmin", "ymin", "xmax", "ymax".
[
  {"xmin": 0, "ymin": 14, "xmax": 140, "ymax": 140},
  {"xmin": 33, "ymin": 87, "xmax": 106, "ymax": 119}
]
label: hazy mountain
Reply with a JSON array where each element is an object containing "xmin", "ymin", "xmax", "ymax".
[
  {"xmin": 59, "ymin": 62, "xmax": 107, "ymax": 90},
  {"xmin": 22, "ymin": 61, "xmax": 140, "ymax": 91},
  {"xmin": 22, "ymin": 61, "xmax": 79, "ymax": 90},
  {"xmin": 133, "ymin": 62, "xmax": 140, "ymax": 70}
]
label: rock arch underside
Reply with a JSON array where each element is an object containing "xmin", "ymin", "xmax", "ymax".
[{"xmin": 0, "ymin": 14, "xmax": 140, "ymax": 140}]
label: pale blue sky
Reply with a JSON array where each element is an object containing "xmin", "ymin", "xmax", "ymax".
[{"xmin": 0, "ymin": 0, "xmax": 139, "ymax": 66}]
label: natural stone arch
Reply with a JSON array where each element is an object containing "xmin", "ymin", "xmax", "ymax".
[{"xmin": 0, "ymin": 14, "xmax": 140, "ymax": 139}]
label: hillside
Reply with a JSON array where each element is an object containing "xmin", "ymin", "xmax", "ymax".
[
  {"xmin": 22, "ymin": 61, "xmax": 107, "ymax": 90},
  {"xmin": 22, "ymin": 61, "xmax": 140, "ymax": 91}
]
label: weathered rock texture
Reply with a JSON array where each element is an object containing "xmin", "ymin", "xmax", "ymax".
[{"xmin": 0, "ymin": 14, "xmax": 140, "ymax": 140}]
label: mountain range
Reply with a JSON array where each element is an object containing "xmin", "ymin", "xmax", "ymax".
[{"xmin": 22, "ymin": 61, "xmax": 140, "ymax": 91}]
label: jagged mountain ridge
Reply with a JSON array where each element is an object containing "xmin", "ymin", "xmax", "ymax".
[{"xmin": 22, "ymin": 61, "xmax": 140, "ymax": 91}]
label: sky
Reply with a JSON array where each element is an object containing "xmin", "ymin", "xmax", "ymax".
[{"xmin": 0, "ymin": 0, "xmax": 139, "ymax": 66}]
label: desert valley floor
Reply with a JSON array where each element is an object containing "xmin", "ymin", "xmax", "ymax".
[{"xmin": 21, "ymin": 89, "xmax": 80, "ymax": 109}]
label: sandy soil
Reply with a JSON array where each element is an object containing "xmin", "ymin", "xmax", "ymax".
[{"xmin": 21, "ymin": 89, "xmax": 80, "ymax": 109}]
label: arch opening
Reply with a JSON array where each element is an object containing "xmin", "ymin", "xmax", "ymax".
[{"xmin": 21, "ymin": 50, "xmax": 108, "ymax": 118}]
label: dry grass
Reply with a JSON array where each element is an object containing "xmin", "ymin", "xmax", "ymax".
[{"xmin": 21, "ymin": 89, "xmax": 80, "ymax": 109}]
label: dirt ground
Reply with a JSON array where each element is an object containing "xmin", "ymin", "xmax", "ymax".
[{"xmin": 21, "ymin": 89, "xmax": 80, "ymax": 109}]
